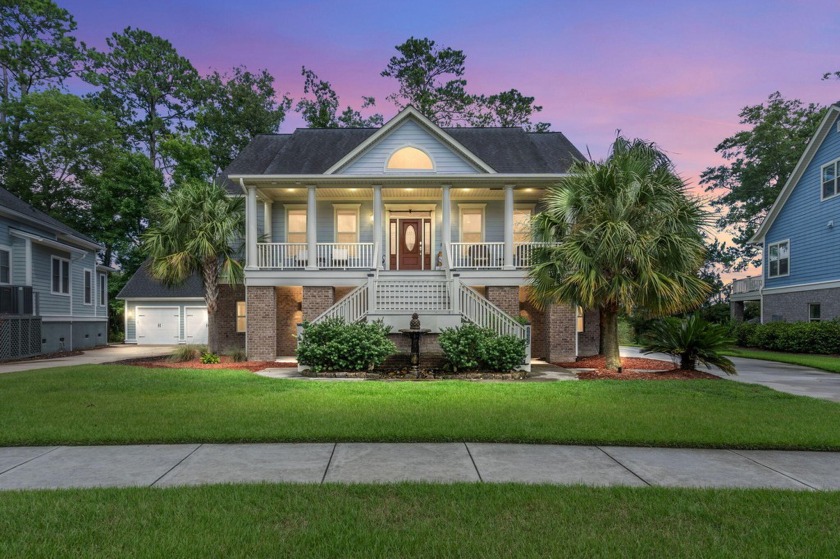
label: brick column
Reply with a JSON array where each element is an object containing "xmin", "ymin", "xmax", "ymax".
[
  {"xmin": 730, "ymin": 301, "xmax": 745, "ymax": 322},
  {"xmin": 217, "ymin": 284, "xmax": 246, "ymax": 351},
  {"xmin": 577, "ymin": 308, "xmax": 600, "ymax": 356},
  {"xmin": 486, "ymin": 286, "xmax": 520, "ymax": 318},
  {"xmin": 246, "ymin": 286, "xmax": 276, "ymax": 360},
  {"xmin": 545, "ymin": 302, "xmax": 576, "ymax": 363},
  {"xmin": 302, "ymin": 286, "xmax": 335, "ymax": 322}
]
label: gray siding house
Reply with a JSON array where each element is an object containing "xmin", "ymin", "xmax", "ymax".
[
  {"xmin": 0, "ymin": 187, "xmax": 110, "ymax": 359},
  {"xmin": 731, "ymin": 102, "xmax": 840, "ymax": 323},
  {"xmin": 119, "ymin": 107, "xmax": 599, "ymax": 363}
]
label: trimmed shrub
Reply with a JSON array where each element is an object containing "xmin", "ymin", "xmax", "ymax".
[
  {"xmin": 200, "ymin": 352, "xmax": 220, "ymax": 364},
  {"xmin": 439, "ymin": 324, "xmax": 526, "ymax": 373},
  {"xmin": 438, "ymin": 324, "xmax": 494, "ymax": 372},
  {"xmin": 170, "ymin": 344, "xmax": 207, "ymax": 362},
  {"xmin": 296, "ymin": 318, "xmax": 396, "ymax": 373},
  {"xmin": 228, "ymin": 348, "xmax": 247, "ymax": 362},
  {"xmin": 642, "ymin": 315, "xmax": 737, "ymax": 375},
  {"xmin": 478, "ymin": 334, "xmax": 527, "ymax": 372},
  {"xmin": 731, "ymin": 319, "xmax": 840, "ymax": 355}
]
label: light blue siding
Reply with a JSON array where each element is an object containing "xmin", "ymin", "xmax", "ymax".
[
  {"xmin": 339, "ymin": 120, "xmax": 480, "ymax": 175},
  {"xmin": 31, "ymin": 244, "xmax": 71, "ymax": 316},
  {"xmin": 765, "ymin": 112, "xmax": 840, "ymax": 288}
]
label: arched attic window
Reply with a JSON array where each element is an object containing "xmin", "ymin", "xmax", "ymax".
[{"xmin": 386, "ymin": 146, "xmax": 434, "ymax": 170}]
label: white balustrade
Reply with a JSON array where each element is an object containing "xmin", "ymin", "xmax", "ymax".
[
  {"xmin": 513, "ymin": 242, "xmax": 557, "ymax": 268},
  {"xmin": 732, "ymin": 276, "xmax": 763, "ymax": 294},
  {"xmin": 311, "ymin": 284, "xmax": 368, "ymax": 324},
  {"xmin": 257, "ymin": 243, "xmax": 308, "ymax": 269},
  {"xmin": 448, "ymin": 242, "xmax": 504, "ymax": 269},
  {"xmin": 458, "ymin": 284, "xmax": 527, "ymax": 338},
  {"xmin": 257, "ymin": 243, "xmax": 374, "ymax": 269},
  {"xmin": 375, "ymin": 280, "xmax": 450, "ymax": 311}
]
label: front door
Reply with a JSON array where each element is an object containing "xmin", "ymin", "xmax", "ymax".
[{"xmin": 398, "ymin": 219, "xmax": 422, "ymax": 270}]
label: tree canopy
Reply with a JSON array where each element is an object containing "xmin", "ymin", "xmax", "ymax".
[
  {"xmin": 295, "ymin": 67, "xmax": 383, "ymax": 128},
  {"xmin": 701, "ymin": 92, "xmax": 826, "ymax": 271}
]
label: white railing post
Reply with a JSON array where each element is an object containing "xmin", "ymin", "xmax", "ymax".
[
  {"xmin": 373, "ymin": 185, "xmax": 383, "ymax": 269},
  {"xmin": 263, "ymin": 200, "xmax": 273, "ymax": 243},
  {"xmin": 367, "ymin": 273, "xmax": 377, "ymax": 314},
  {"xmin": 450, "ymin": 273, "xmax": 460, "ymax": 314}
]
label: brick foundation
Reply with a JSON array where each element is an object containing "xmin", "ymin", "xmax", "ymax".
[
  {"xmin": 275, "ymin": 286, "xmax": 303, "ymax": 356},
  {"xmin": 246, "ymin": 286, "xmax": 277, "ymax": 360},
  {"xmin": 763, "ymin": 287, "xmax": 840, "ymax": 322},
  {"xmin": 216, "ymin": 284, "xmax": 246, "ymax": 351},
  {"xmin": 302, "ymin": 286, "xmax": 335, "ymax": 322}
]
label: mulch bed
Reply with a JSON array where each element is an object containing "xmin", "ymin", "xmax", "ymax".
[
  {"xmin": 111, "ymin": 355, "xmax": 296, "ymax": 372},
  {"xmin": 303, "ymin": 368, "xmax": 526, "ymax": 380},
  {"xmin": 554, "ymin": 355, "xmax": 721, "ymax": 381}
]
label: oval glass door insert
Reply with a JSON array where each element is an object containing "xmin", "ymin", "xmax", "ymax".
[{"xmin": 404, "ymin": 224, "xmax": 416, "ymax": 251}]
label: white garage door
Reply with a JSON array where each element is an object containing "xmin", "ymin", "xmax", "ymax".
[
  {"xmin": 184, "ymin": 307, "xmax": 208, "ymax": 345},
  {"xmin": 136, "ymin": 307, "xmax": 180, "ymax": 345}
]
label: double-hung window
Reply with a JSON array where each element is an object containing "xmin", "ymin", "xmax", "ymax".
[
  {"xmin": 0, "ymin": 248, "xmax": 10, "ymax": 284},
  {"xmin": 460, "ymin": 206, "xmax": 484, "ymax": 243},
  {"xmin": 822, "ymin": 158, "xmax": 840, "ymax": 200},
  {"xmin": 335, "ymin": 206, "xmax": 359, "ymax": 244},
  {"xmin": 286, "ymin": 209, "xmax": 307, "ymax": 243},
  {"xmin": 513, "ymin": 207, "xmax": 533, "ymax": 243},
  {"xmin": 83, "ymin": 270, "xmax": 92, "ymax": 305},
  {"xmin": 767, "ymin": 240, "xmax": 789, "ymax": 278},
  {"xmin": 236, "ymin": 301, "xmax": 247, "ymax": 333},
  {"xmin": 52, "ymin": 257, "xmax": 70, "ymax": 294},
  {"xmin": 99, "ymin": 274, "xmax": 107, "ymax": 306}
]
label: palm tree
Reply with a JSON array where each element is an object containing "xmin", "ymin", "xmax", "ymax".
[
  {"xmin": 530, "ymin": 136, "xmax": 710, "ymax": 370},
  {"xmin": 143, "ymin": 179, "xmax": 244, "ymax": 353},
  {"xmin": 641, "ymin": 315, "xmax": 737, "ymax": 375}
]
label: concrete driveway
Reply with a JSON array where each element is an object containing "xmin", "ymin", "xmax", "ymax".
[
  {"xmin": 0, "ymin": 345, "xmax": 173, "ymax": 374},
  {"xmin": 622, "ymin": 346, "xmax": 840, "ymax": 403}
]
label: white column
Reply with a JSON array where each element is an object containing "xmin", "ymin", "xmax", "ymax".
[
  {"xmin": 306, "ymin": 184, "xmax": 318, "ymax": 270},
  {"xmin": 263, "ymin": 200, "xmax": 273, "ymax": 243},
  {"xmin": 441, "ymin": 184, "xmax": 451, "ymax": 262},
  {"xmin": 503, "ymin": 184, "xmax": 515, "ymax": 270},
  {"xmin": 246, "ymin": 185, "xmax": 258, "ymax": 270},
  {"xmin": 372, "ymin": 185, "xmax": 383, "ymax": 269}
]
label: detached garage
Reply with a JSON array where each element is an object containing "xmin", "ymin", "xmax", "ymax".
[{"xmin": 118, "ymin": 262, "xmax": 206, "ymax": 345}]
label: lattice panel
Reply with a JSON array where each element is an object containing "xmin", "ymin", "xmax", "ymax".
[{"xmin": 0, "ymin": 317, "xmax": 42, "ymax": 360}]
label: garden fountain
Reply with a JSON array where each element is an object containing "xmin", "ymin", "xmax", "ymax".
[{"xmin": 399, "ymin": 313, "xmax": 431, "ymax": 377}]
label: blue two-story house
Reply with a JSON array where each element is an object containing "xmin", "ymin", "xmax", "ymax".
[
  {"xmin": 0, "ymin": 186, "xmax": 110, "ymax": 359},
  {"xmin": 731, "ymin": 102, "xmax": 840, "ymax": 323}
]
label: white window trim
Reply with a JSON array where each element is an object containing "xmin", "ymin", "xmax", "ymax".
[
  {"xmin": 766, "ymin": 239, "xmax": 790, "ymax": 279},
  {"xmin": 284, "ymin": 204, "xmax": 307, "ymax": 243},
  {"xmin": 458, "ymin": 203, "xmax": 486, "ymax": 242},
  {"xmin": 0, "ymin": 244, "xmax": 11, "ymax": 285},
  {"xmin": 333, "ymin": 203, "xmax": 361, "ymax": 243},
  {"xmin": 98, "ymin": 273, "xmax": 107, "ymax": 306},
  {"xmin": 51, "ymin": 256, "xmax": 71, "ymax": 296},
  {"xmin": 820, "ymin": 157, "xmax": 840, "ymax": 201},
  {"xmin": 83, "ymin": 269, "xmax": 93, "ymax": 305},
  {"xmin": 384, "ymin": 144, "xmax": 436, "ymax": 173}
]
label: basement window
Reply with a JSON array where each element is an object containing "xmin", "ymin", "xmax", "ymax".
[{"xmin": 809, "ymin": 303, "xmax": 821, "ymax": 322}]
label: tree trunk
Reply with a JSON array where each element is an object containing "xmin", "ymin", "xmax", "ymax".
[
  {"xmin": 602, "ymin": 306, "xmax": 621, "ymax": 370},
  {"xmin": 598, "ymin": 307, "xmax": 606, "ymax": 355},
  {"xmin": 202, "ymin": 258, "xmax": 220, "ymax": 353},
  {"xmin": 680, "ymin": 353, "xmax": 696, "ymax": 371}
]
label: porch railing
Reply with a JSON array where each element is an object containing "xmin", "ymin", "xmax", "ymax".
[
  {"xmin": 732, "ymin": 276, "xmax": 763, "ymax": 294},
  {"xmin": 311, "ymin": 283, "xmax": 369, "ymax": 324},
  {"xmin": 375, "ymin": 279, "xmax": 450, "ymax": 311},
  {"xmin": 257, "ymin": 242, "xmax": 374, "ymax": 269},
  {"xmin": 448, "ymin": 242, "xmax": 504, "ymax": 269},
  {"xmin": 513, "ymin": 242, "xmax": 558, "ymax": 268}
]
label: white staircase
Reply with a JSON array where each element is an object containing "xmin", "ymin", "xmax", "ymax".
[{"xmin": 309, "ymin": 268, "xmax": 531, "ymax": 367}]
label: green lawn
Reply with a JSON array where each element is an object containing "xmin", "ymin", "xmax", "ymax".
[
  {"xmin": 2, "ymin": 364, "xmax": 840, "ymax": 449},
  {"xmin": 723, "ymin": 347, "xmax": 840, "ymax": 374},
  {"xmin": 1, "ymin": 483, "xmax": 838, "ymax": 558}
]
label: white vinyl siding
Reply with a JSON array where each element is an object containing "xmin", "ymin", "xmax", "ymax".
[{"xmin": 767, "ymin": 240, "xmax": 790, "ymax": 278}]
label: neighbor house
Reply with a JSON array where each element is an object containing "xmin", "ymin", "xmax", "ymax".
[
  {"xmin": 120, "ymin": 106, "xmax": 599, "ymax": 366},
  {"xmin": 731, "ymin": 102, "xmax": 840, "ymax": 323},
  {"xmin": 0, "ymin": 186, "xmax": 110, "ymax": 360}
]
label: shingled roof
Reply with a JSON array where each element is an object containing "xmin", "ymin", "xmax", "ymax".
[
  {"xmin": 117, "ymin": 261, "xmax": 205, "ymax": 299},
  {"xmin": 221, "ymin": 124, "xmax": 583, "ymax": 194},
  {"xmin": 0, "ymin": 186, "xmax": 99, "ymax": 245}
]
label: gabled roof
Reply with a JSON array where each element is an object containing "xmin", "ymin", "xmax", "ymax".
[
  {"xmin": 117, "ymin": 261, "xmax": 204, "ymax": 299},
  {"xmin": 751, "ymin": 103, "xmax": 840, "ymax": 243},
  {"xmin": 0, "ymin": 186, "xmax": 99, "ymax": 247},
  {"xmin": 220, "ymin": 107, "xmax": 584, "ymax": 194}
]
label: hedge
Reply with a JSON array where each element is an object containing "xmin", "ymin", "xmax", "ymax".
[{"xmin": 731, "ymin": 319, "xmax": 840, "ymax": 355}]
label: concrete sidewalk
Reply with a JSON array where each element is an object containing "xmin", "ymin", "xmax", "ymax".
[
  {"xmin": 621, "ymin": 346, "xmax": 840, "ymax": 403},
  {"xmin": 2, "ymin": 443, "xmax": 839, "ymax": 491}
]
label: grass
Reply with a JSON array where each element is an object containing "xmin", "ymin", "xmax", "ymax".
[
  {"xmin": 723, "ymin": 347, "xmax": 840, "ymax": 374},
  {"xmin": 1, "ymin": 483, "xmax": 839, "ymax": 557},
  {"xmin": 2, "ymin": 365, "xmax": 840, "ymax": 449}
]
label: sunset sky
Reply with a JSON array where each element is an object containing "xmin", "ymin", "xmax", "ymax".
[{"xmin": 62, "ymin": 0, "xmax": 839, "ymax": 207}]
